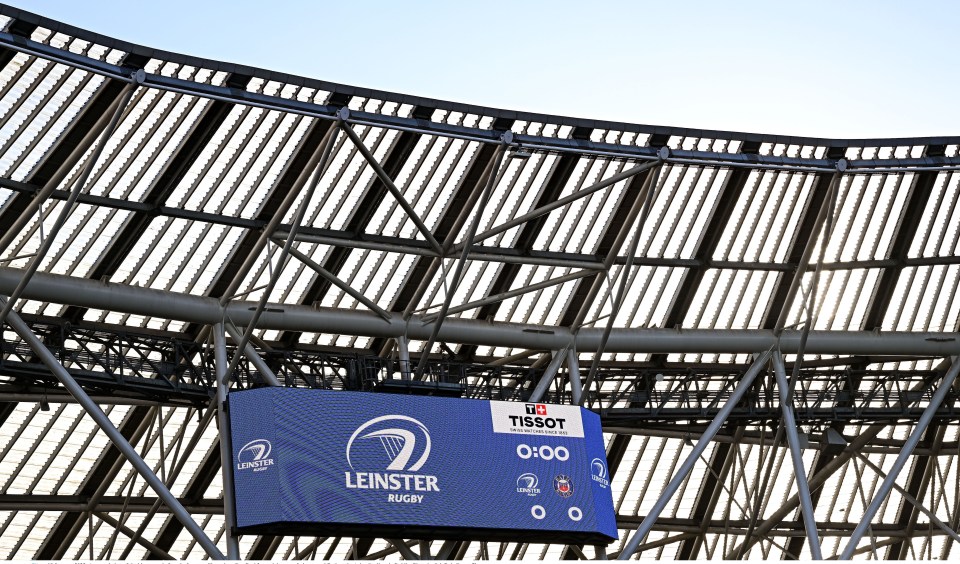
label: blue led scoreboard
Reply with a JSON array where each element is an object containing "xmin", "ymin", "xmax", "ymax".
[{"xmin": 229, "ymin": 388, "xmax": 617, "ymax": 543}]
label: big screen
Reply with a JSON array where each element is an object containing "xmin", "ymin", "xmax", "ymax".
[{"xmin": 229, "ymin": 388, "xmax": 618, "ymax": 543}]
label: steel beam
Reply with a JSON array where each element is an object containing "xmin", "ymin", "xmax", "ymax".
[
  {"xmin": 567, "ymin": 348, "xmax": 583, "ymax": 405},
  {"xmin": 338, "ymin": 110, "xmax": 443, "ymax": 256},
  {"xmin": 457, "ymin": 141, "xmax": 588, "ymax": 360},
  {"xmin": 0, "ymin": 69, "xmax": 133, "ymax": 255},
  {"xmin": 840, "ymin": 357, "xmax": 960, "ymax": 559},
  {"xmin": 617, "ymin": 350, "xmax": 771, "ymax": 559},
  {"xmin": 413, "ymin": 140, "xmax": 506, "ymax": 376},
  {"xmin": 854, "ymin": 453, "xmax": 960, "ymax": 546},
  {"xmin": 651, "ymin": 141, "xmax": 761, "ymax": 369},
  {"xmin": 397, "ymin": 335, "xmax": 411, "ymax": 379},
  {"xmin": 0, "ymin": 296, "xmax": 225, "ymax": 560},
  {"xmin": 772, "ymin": 351, "xmax": 823, "ymax": 559},
  {"xmin": 420, "ymin": 269, "xmax": 594, "ymax": 323},
  {"xmin": 197, "ymin": 118, "xmax": 337, "ymax": 337},
  {"xmin": 581, "ymin": 160, "xmax": 664, "ymax": 403},
  {"xmin": 9, "ymin": 268, "xmax": 960, "ymax": 355},
  {"xmin": 279, "ymin": 102, "xmax": 423, "ymax": 348},
  {"xmin": 283, "ymin": 244, "xmax": 391, "ymax": 320},
  {"xmin": 92, "ymin": 511, "xmax": 173, "ymax": 560},
  {"xmin": 382, "ymin": 125, "xmax": 508, "ymax": 358},
  {"xmin": 529, "ymin": 348, "xmax": 568, "ymax": 402},
  {"xmin": 463, "ymin": 159, "xmax": 661, "ymax": 249},
  {"xmin": 223, "ymin": 125, "xmax": 341, "ymax": 379},
  {"xmin": 223, "ymin": 322, "xmax": 281, "ymax": 386}
]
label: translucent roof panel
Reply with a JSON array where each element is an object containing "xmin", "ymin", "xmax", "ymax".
[{"xmin": 2, "ymin": 5, "xmax": 960, "ymax": 561}]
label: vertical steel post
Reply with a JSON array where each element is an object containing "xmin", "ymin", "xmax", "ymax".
[
  {"xmin": 567, "ymin": 348, "xmax": 583, "ymax": 405},
  {"xmin": 397, "ymin": 335, "xmax": 411, "ymax": 380},
  {"xmin": 214, "ymin": 323, "xmax": 240, "ymax": 559},
  {"xmin": 772, "ymin": 351, "xmax": 823, "ymax": 559},
  {"xmin": 617, "ymin": 350, "xmax": 771, "ymax": 560},
  {"xmin": 839, "ymin": 357, "xmax": 960, "ymax": 560},
  {"xmin": 0, "ymin": 296, "xmax": 225, "ymax": 560}
]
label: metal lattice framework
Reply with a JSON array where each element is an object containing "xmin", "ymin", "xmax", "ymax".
[{"xmin": 1, "ymin": 4, "xmax": 960, "ymax": 560}]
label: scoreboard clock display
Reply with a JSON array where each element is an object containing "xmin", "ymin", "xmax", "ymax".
[{"xmin": 229, "ymin": 388, "xmax": 618, "ymax": 543}]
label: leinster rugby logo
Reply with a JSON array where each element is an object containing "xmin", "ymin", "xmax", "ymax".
[
  {"xmin": 591, "ymin": 457, "xmax": 610, "ymax": 488},
  {"xmin": 516, "ymin": 473, "xmax": 541, "ymax": 496},
  {"xmin": 344, "ymin": 415, "xmax": 439, "ymax": 504},
  {"xmin": 236, "ymin": 439, "xmax": 274, "ymax": 472},
  {"xmin": 346, "ymin": 415, "xmax": 431, "ymax": 472},
  {"xmin": 554, "ymin": 474, "xmax": 574, "ymax": 498}
]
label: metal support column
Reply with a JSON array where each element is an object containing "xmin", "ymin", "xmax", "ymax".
[
  {"xmin": 214, "ymin": 323, "xmax": 240, "ymax": 559},
  {"xmin": 529, "ymin": 348, "xmax": 568, "ymax": 402},
  {"xmin": 567, "ymin": 348, "xmax": 583, "ymax": 405},
  {"xmin": 772, "ymin": 351, "xmax": 823, "ymax": 559},
  {"xmin": 0, "ymin": 295, "xmax": 225, "ymax": 560},
  {"xmin": 397, "ymin": 335, "xmax": 411, "ymax": 380},
  {"xmin": 617, "ymin": 349, "xmax": 771, "ymax": 560},
  {"xmin": 839, "ymin": 357, "xmax": 960, "ymax": 560}
]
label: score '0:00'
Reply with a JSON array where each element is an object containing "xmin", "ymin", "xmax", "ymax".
[{"xmin": 516, "ymin": 444, "xmax": 570, "ymax": 461}]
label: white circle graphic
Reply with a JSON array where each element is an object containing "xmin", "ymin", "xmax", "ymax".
[
  {"xmin": 531, "ymin": 505, "xmax": 546, "ymax": 520},
  {"xmin": 517, "ymin": 444, "xmax": 533, "ymax": 459},
  {"xmin": 568, "ymin": 506, "xmax": 583, "ymax": 521}
]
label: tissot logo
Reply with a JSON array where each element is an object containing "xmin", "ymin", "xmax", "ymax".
[
  {"xmin": 236, "ymin": 439, "xmax": 275, "ymax": 472},
  {"xmin": 344, "ymin": 415, "xmax": 439, "ymax": 502},
  {"xmin": 490, "ymin": 401, "xmax": 585, "ymax": 438},
  {"xmin": 525, "ymin": 403, "xmax": 548, "ymax": 415},
  {"xmin": 591, "ymin": 457, "xmax": 610, "ymax": 488},
  {"xmin": 516, "ymin": 472, "xmax": 541, "ymax": 496}
]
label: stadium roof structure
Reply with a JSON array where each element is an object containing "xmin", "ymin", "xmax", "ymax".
[{"xmin": 1, "ymin": 4, "xmax": 960, "ymax": 560}]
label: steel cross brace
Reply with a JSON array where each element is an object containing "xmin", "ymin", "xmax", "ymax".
[
  {"xmin": 840, "ymin": 357, "xmax": 960, "ymax": 559},
  {"xmin": 337, "ymin": 107, "xmax": 443, "ymax": 256},
  {"xmin": 617, "ymin": 350, "xmax": 772, "ymax": 559},
  {"xmin": 772, "ymin": 351, "xmax": 823, "ymax": 558},
  {"xmin": 222, "ymin": 125, "xmax": 341, "ymax": 383},
  {"xmin": 0, "ymin": 72, "xmax": 142, "ymax": 327},
  {"xmin": 581, "ymin": 156, "xmax": 666, "ymax": 404},
  {"xmin": 0, "ymin": 295, "xmax": 226, "ymax": 559},
  {"xmin": 412, "ymin": 136, "xmax": 508, "ymax": 378}
]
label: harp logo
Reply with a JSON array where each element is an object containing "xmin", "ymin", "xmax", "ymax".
[
  {"xmin": 591, "ymin": 458, "xmax": 610, "ymax": 488},
  {"xmin": 236, "ymin": 439, "xmax": 275, "ymax": 472},
  {"xmin": 344, "ymin": 415, "xmax": 439, "ymax": 501},
  {"xmin": 516, "ymin": 473, "xmax": 541, "ymax": 496}
]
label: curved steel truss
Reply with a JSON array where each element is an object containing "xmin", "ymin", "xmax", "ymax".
[{"xmin": 1, "ymin": 4, "xmax": 960, "ymax": 560}]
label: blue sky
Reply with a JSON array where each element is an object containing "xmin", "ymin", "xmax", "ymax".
[{"xmin": 10, "ymin": 0, "xmax": 960, "ymax": 138}]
